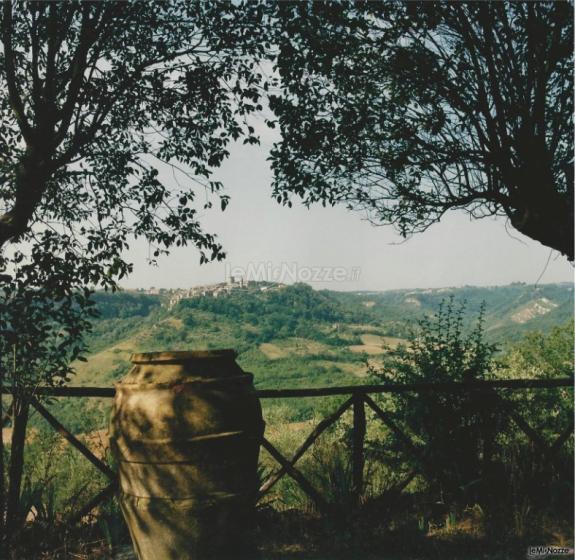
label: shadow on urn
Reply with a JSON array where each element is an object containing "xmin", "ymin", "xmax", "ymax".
[{"xmin": 109, "ymin": 350, "xmax": 264, "ymax": 560}]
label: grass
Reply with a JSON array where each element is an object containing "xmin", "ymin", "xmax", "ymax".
[
  {"xmin": 260, "ymin": 343, "xmax": 289, "ymax": 359},
  {"xmin": 8, "ymin": 505, "xmax": 572, "ymax": 560},
  {"xmin": 349, "ymin": 333, "xmax": 405, "ymax": 355},
  {"xmin": 9, "ymin": 392, "xmax": 573, "ymax": 560}
]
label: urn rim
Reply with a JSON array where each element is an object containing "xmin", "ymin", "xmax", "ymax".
[{"xmin": 130, "ymin": 349, "xmax": 237, "ymax": 363}]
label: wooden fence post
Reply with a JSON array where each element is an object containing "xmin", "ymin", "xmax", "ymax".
[
  {"xmin": 6, "ymin": 393, "xmax": 29, "ymax": 534},
  {"xmin": 0, "ymin": 364, "xmax": 4, "ymax": 552},
  {"xmin": 352, "ymin": 392, "xmax": 366, "ymax": 508}
]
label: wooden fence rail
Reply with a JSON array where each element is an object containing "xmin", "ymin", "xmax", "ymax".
[
  {"xmin": 2, "ymin": 376, "xmax": 571, "ymax": 399},
  {"xmin": 1, "ymin": 377, "xmax": 573, "ymax": 527}
]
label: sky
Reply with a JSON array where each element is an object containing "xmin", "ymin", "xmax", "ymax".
[{"xmin": 121, "ymin": 131, "xmax": 574, "ymax": 293}]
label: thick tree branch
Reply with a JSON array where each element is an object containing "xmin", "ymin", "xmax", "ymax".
[{"xmin": 1, "ymin": 1, "xmax": 33, "ymax": 144}]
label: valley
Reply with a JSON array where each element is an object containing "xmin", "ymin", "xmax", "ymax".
[{"xmin": 75, "ymin": 281, "xmax": 573, "ymax": 391}]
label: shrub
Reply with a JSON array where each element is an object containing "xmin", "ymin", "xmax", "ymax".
[{"xmin": 370, "ymin": 298, "xmax": 499, "ymax": 508}]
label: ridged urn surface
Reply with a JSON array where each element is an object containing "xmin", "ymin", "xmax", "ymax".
[{"xmin": 109, "ymin": 350, "xmax": 264, "ymax": 560}]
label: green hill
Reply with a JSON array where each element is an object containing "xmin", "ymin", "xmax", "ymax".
[
  {"xmin": 333, "ymin": 282, "xmax": 574, "ymax": 343},
  {"xmin": 75, "ymin": 282, "xmax": 573, "ymax": 390},
  {"xmin": 40, "ymin": 282, "xmax": 572, "ymax": 433}
]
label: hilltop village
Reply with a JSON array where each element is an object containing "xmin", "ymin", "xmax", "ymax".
[{"xmin": 129, "ymin": 277, "xmax": 286, "ymax": 307}]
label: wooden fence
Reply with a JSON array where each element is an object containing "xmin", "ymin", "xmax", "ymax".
[{"xmin": 1, "ymin": 377, "xmax": 573, "ymax": 526}]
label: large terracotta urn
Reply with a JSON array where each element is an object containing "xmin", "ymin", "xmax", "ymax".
[{"xmin": 109, "ymin": 350, "xmax": 264, "ymax": 560}]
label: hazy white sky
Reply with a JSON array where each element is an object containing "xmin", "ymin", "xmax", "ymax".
[{"xmin": 121, "ymin": 132, "xmax": 573, "ymax": 292}]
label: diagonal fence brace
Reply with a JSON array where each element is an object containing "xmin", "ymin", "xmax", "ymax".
[
  {"xmin": 66, "ymin": 481, "xmax": 118, "ymax": 528},
  {"xmin": 259, "ymin": 396, "xmax": 354, "ymax": 498},
  {"xmin": 487, "ymin": 390, "xmax": 573, "ymax": 479},
  {"xmin": 30, "ymin": 396, "xmax": 116, "ymax": 481},
  {"xmin": 261, "ymin": 437, "xmax": 330, "ymax": 515}
]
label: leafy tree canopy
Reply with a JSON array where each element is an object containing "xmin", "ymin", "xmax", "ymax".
[
  {"xmin": 270, "ymin": 2, "xmax": 574, "ymax": 259},
  {"xmin": 0, "ymin": 251, "xmax": 95, "ymax": 388},
  {"xmin": 0, "ymin": 0, "xmax": 271, "ymax": 291},
  {"xmin": 504, "ymin": 322, "xmax": 574, "ymax": 380},
  {"xmin": 0, "ymin": 0, "xmax": 272, "ymax": 387}
]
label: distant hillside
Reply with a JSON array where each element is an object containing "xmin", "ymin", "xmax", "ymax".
[
  {"xmin": 332, "ymin": 282, "xmax": 574, "ymax": 343},
  {"xmin": 37, "ymin": 282, "xmax": 570, "ymax": 434},
  {"xmin": 75, "ymin": 282, "xmax": 573, "ymax": 393}
]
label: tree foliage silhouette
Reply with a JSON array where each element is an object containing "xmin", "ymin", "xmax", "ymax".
[
  {"xmin": 270, "ymin": 2, "xmax": 574, "ymax": 259},
  {"xmin": 0, "ymin": 0, "xmax": 270, "ymax": 289},
  {"xmin": 0, "ymin": 1, "xmax": 271, "ymax": 543}
]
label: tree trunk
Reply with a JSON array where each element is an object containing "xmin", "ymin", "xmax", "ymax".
[
  {"xmin": 5, "ymin": 393, "xmax": 29, "ymax": 538},
  {"xmin": 509, "ymin": 193, "xmax": 574, "ymax": 261},
  {"xmin": 0, "ymin": 364, "xmax": 4, "ymax": 553},
  {"xmin": 0, "ymin": 149, "xmax": 51, "ymax": 255}
]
